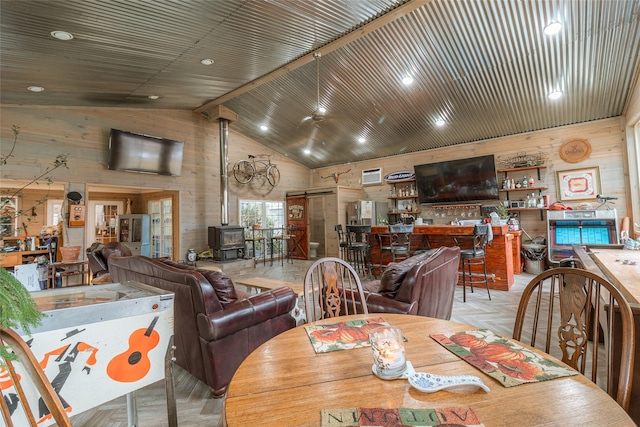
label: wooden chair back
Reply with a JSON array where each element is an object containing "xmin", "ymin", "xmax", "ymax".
[
  {"xmin": 513, "ymin": 267, "xmax": 635, "ymax": 410},
  {"xmin": 304, "ymin": 257, "xmax": 369, "ymax": 323},
  {"xmin": 0, "ymin": 328, "xmax": 72, "ymax": 427}
]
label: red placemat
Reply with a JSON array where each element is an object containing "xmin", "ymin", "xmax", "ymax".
[
  {"xmin": 305, "ymin": 317, "xmax": 388, "ymax": 353},
  {"xmin": 431, "ymin": 329, "xmax": 577, "ymax": 387},
  {"xmin": 321, "ymin": 406, "xmax": 484, "ymax": 427}
]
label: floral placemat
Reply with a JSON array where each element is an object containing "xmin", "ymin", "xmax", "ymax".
[
  {"xmin": 321, "ymin": 406, "xmax": 484, "ymax": 426},
  {"xmin": 431, "ymin": 329, "xmax": 577, "ymax": 387},
  {"xmin": 305, "ymin": 317, "xmax": 388, "ymax": 353}
]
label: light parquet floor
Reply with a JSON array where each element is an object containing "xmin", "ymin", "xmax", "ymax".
[{"xmin": 68, "ymin": 258, "xmax": 537, "ymax": 427}]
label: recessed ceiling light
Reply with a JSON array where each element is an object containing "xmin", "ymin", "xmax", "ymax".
[
  {"xmin": 303, "ymin": 149, "xmax": 311, "ymax": 155},
  {"xmin": 358, "ymin": 137, "xmax": 366, "ymax": 144},
  {"xmin": 435, "ymin": 118, "xmax": 446, "ymax": 127},
  {"xmin": 260, "ymin": 125, "xmax": 268, "ymax": 131},
  {"xmin": 27, "ymin": 86, "xmax": 44, "ymax": 92},
  {"xmin": 148, "ymin": 95, "xmax": 160, "ymax": 100},
  {"xmin": 544, "ymin": 22, "xmax": 562, "ymax": 35},
  {"xmin": 402, "ymin": 76, "xmax": 414, "ymax": 85},
  {"xmin": 318, "ymin": 107, "xmax": 326, "ymax": 114},
  {"xmin": 200, "ymin": 58, "xmax": 214, "ymax": 65},
  {"xmin": 548, "ymin": 90, "xmax": 563, "ymax": 100},
  {"xmin": 50, "ymin": 30, "xmax": 74, "ymax": 41}
]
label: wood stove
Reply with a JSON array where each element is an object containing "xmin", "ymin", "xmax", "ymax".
[{"xmin": 208, "ymin": 226, "xmax": 245, "ymax": 261}]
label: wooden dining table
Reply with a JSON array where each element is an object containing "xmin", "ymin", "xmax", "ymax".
[{"xmin": 224, "ymin": 313, "xmax": 634, "ymax": 426}]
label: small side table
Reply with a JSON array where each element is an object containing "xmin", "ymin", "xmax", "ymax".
[{"xmin": 47, "ymin": 260, "xmax": 90, "ymax": 289}]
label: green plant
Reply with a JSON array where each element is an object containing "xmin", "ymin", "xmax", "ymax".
[
  {"xmin": 0, "ymin": 267, "xmax": 45, "ymax": 361},
  {"xmin": 495, "ymin": 204, "xmax": 509, "ymax": 219}
]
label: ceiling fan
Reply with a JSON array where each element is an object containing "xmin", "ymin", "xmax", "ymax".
[{"xmin": 301, "ymin": 52, "xmax": 327, "ymax": 124}]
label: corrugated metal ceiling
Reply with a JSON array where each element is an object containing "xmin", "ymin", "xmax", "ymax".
[{"xmin": 1, "ymin": 0, "xmax": 639, "ymax": 168}]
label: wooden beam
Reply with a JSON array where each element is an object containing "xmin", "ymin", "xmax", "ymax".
[
  {"xmin": 194, "ymin": 0, "xmax": 429, "ymax": 116},
  {"xmin": 204, "ymin": 105, "xmax": 238, "ymax": 123}
]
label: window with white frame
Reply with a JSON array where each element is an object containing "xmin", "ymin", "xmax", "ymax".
[{"xmin": 239, "ymin": 200, "xmax": 285, "ymax": 257}]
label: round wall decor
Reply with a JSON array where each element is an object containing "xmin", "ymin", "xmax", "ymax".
[{"xmin": 559, "ymin": 138, "xmax": 592, "ymax": 163}]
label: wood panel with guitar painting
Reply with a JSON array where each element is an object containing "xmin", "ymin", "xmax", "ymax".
[
  {"xmin": 107, "ymin": 316, "xmax": 160, "ymax": 383},
  {"xmin": 7, "ymin": 283, "xmax": 174, "ymax": 427}
]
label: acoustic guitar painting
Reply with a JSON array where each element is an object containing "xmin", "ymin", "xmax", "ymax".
[{"xmin": 107, "ymin": 316, "xmax": 160, "ymax": 383}]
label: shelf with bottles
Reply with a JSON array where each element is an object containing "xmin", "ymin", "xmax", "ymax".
[
  {"xmin": 498, "ymin": 166, "xmax": 547, "ymax": 220},
  {"xmin": 387, "ymin": 179, "xmax": 419, "ymax": 218}
]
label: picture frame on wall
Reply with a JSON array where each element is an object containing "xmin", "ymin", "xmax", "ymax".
[{"xmin": 556, "ymin": 166, "xmax": 601, "ymax": 201}]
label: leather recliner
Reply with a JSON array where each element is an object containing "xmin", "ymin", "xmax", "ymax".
[
  {"xmin": 86, "ymin": 241, "xmax": 132, "ymax": 278},
  {"xmin": 108, "ymin": 255, "xmax": 296, "ymax": 397},
  {"xmin": 361, "ymin": 246, "xmax": 462, "ymax": 320}
]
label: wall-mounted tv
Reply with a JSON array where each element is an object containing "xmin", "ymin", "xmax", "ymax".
[
  {"xmin": 414, "ymin": 155, "xmax": 499, "ymax": 204},
  {"xmin": 108, "ymin": 129, "xmax": 184, "ymax": 176}
]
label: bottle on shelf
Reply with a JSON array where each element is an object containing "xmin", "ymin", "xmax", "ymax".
[
  {"xmin": 528, "ymin": 175, "xmax": 535, "ymax": 187},
  {"xmin": 511, "ymin": 178, "xmax": 516, "ymax": 189},
  {"xmin": 522, "ymin": 175, "xmax": 528, "ymax": 188}
]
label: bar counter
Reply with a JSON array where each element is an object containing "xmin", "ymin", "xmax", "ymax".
[{"xmin": 371, "ymin": 225, "xmax": 521, "ymax": 291}]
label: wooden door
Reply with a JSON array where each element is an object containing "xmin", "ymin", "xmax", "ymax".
[{"xmin": 286, "ymin": 196, "xmax": 308, "ymax": 259}]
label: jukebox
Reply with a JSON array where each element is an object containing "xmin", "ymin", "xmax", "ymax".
[{"xmin": 547, "ymin": 209, "xmax": 619, "ymax": 264}]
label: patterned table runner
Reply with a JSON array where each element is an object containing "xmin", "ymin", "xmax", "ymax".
[
  {"xmin": 305, "ymin": 317, "xmax": 388, "ymax": 353},
  {"xmin": 321, "ymin": 406, "xmax": 483, "ymax": 426},
  {"xmin": 431, "ymin": 329, "xmax": 577, "ymax": 387}
]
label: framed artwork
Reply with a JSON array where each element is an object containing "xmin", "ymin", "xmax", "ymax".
[{"xmin": 556, "ymin": 167, "xmax": 601, "ymax": 201}]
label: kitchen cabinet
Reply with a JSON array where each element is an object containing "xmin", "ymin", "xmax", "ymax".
[
  {"xmin": 388, "ymin": 179, "xmax": 420, "ymax": 222},
  {"xmin": 117, "ymin": 214, "xmax": 150, "ymax": 256}
]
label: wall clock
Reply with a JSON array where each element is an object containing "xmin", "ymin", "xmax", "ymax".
[{"xmin": 559, "ymin": 138, "xmax": 592, "ymax": 163}]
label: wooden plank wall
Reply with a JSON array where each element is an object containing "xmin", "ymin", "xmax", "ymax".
[
  {"xmin": 310, "ymin": 117, "xmax": 629, "ymax": 242},
  {"xmin": 1, "ymin": 106, "xmax": 311, "ymax": 256}
]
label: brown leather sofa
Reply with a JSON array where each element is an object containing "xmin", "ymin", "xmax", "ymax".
[
  {"xmin": 108, "ymin": 255, "xmax": 297, "ymax": 397},
  {"xmin": 86, "ymin": 241, "xmax": 132, "ymax": 278},
  {"xmin": 362, "ymin": 246, "xmax": 461, "ymax": 319}
]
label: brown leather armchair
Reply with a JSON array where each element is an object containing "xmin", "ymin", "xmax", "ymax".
[
  {"xmin": 361, "ymin": 246, "xmax": 461, "ymax": 320},
  {"xmin": 108, "ymin": 255, "xmax": 296, "ymax": 397},
  {"xmin": 86, "ymin": 242, "xmax": 132, "ymax": 278}
]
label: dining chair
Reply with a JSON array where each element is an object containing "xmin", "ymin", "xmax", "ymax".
[
  {"xmin": 303, "ymin": 257, "xmax": 369, "ymax": 323},
  {"xmin": 512, "ymin": 267, "xmax": 635, "ymax": 411},
  {"xmin": 345, "ymin": 225, "xmax": 373, "ymax": 278},
  {"xmin": 378, "ymin": 223, "xmax": 414, "ymax": 270},
  {"xmin": 0, "ymin": 327, "xmax": 73, "ymax": 427},
  {"xmin": 452, "ymin": 223, "xmax": 492, "ymax": 302}
]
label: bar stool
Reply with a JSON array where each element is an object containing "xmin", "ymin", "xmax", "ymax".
[
  {"xmin": 334, "ymin": 225, "xmax": 349, "ymax": 261},
  {"xmin": 453, "ymin": 224, "xmax": 492, "ymax": 302},
  {"xmin": 378, "ymin": 223, "xmax": 413, "ymax": 271},
  {"xmin": 270, "ymin": 226, "xmax": 295, "ymax": 266},
  {"xmin": 345, "ymin": 225, "xmax": 373, "ymax": 279},
  {"xmin": 245, "ymin": 227, "xmax": 265, "ymax": 267}
]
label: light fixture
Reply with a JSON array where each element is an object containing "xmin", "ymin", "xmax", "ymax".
[
  {"xmin": 317, "ymin": 107, "xmax": 326, "ymax": 114},
  {"xmin": 200, "ymin": 58, "xmax": 214, "ymax": 65},
  {"xmin": 358, "ymin": 137, "xmax": 366, "ymax": 144},
  {"xmin": 260, "ymin": 125, "xmax": 268, "ymax": 131},
  {"xmin": 27, "ymin": 86, "xmax": 44, "ymax": 92},
  {"xmin": 435, "ymin": 118, "xmax": 446, "ymax": 127},
  {"xmin": 543, "ymin": 22, "xmax": 562, "ymax": 35},
  {"xmin": 148, "ymin": 95, "xmax": 160, "ymax": 100},
  {"xmin": 402, "ymin": 76, "xmax": 414, "ymax": 85},
  {"xmin": 548, "ymin": 90, "xmax": 563, "ymax": 100},
  {"xmin": 50, "ymin": 30, "xmax": 74, "ymax": 41},
  {"xmin": 304, "ymin": 149, "xmax": 311, "ymax": 155}
]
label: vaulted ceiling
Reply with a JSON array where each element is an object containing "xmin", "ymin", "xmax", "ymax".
[{"xmin": 2, "ymin": 0, "xmax": 639, "ymax": 168}]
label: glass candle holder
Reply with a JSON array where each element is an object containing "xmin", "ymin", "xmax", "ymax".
[{"xmin": 369, "ymin": 326, "xmax": 406, "ymax": 379}]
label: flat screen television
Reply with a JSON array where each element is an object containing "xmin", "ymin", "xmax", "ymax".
[
  {"xmin": 108, "ymin": 129, "xmax": 184, "ymax": 176},
  {"xmin": 414, "ymin": 155, "xmax": 499, "ymax": 204}
]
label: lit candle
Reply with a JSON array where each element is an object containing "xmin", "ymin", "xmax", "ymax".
[{"xmin": 370, "ymin": 326, "xmax": 406, "ymax": 378}]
